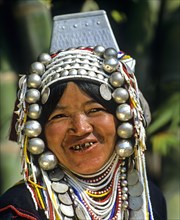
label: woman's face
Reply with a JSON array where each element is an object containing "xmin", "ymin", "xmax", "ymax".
[{"xmin": 45, "ymin": 82, "xmax": 117, "ymax": 174}]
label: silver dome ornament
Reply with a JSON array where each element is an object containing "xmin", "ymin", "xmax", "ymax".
[
  {"xmin": 103, "ymin": 57, "xmax": 119, "ymax": 73},
  {"xmin": 28, "ymin": 137, "xmax": 45, "ymax": 155},
  {"xmin": 38, "ymin": 53, "xmax": 52, "ymax": 65},
  {"xmin": 24, "ymin": 120, "xmax": 42, "ymax": 137},
  {"xmin": 28, "ymin": 104, "xmax": 41, "ymax": 119},
  {"xmin": 38, "ymin": 151, "xmax": 58, "ymax": 170},
  {"xmin": 25, "ymin": 89, "xmax": 40, "ymax": 103},
  {"xmin": 117, "ymin": 122, "xmax": 134, "ymax": 138},
  {"xmin": 109, "ymin": 72, "xmax": 125, "ymax": 87},
  {"xmin": 116, "ymin": 104, "xmax": 133, "ymax": 121},
  {"xmin": 77, "ymin": 68, "xmax": 87, "ymax": 75},
  {"xmin": 27, "ymin": 74, "xmax": 41, "ymax": 88},
  {"xmin": 115, "ymin": 139, "xmax": 134, "ymax": 157},
  {"xmin": 69, "ymin": 69, "xmax": 77, "ymax": 75},
  {"xmin": 103, "ymin": 48, "xmax": 117, "ymax": 59},
  {"xmin": 112, "ymin": 87, "xmax": 129, "ymax": 104},
  {"xmin": 30, "ymin": 62, "xmax": 45, "ymax": 75},
  {"xmin": 93, "ymin": 45, "xmax": 105, "ymax": 57}
]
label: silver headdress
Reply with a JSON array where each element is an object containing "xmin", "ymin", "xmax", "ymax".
[{"xmin": 11, "ymin": 10, "xmax": 153, "ymax": 220}]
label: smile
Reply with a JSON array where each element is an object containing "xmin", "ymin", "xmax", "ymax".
[{"xmin": 71, "ymin": 142, "xmax": 94, "ymax": 151}]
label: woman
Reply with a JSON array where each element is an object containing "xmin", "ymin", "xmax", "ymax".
[{"xmin": 0, "ymin": 46, "xmax": 167, "ymax": 219}]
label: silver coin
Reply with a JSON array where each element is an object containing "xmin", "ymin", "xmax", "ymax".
[
  {"xmin": 51, "ymin": 182, "xmax": 69, "ymax": 194},
  {"xmin": 129, "ymin": 196, "xmax": 143, "ymax": 211},
  {"xmin": 49, "ymin": 168, "xmax": 65, "ymax": 181},
  {"xmin": 59, "ymin": 204, "xmax": 74, "ymax": 217},
  {"xmin": 129, "ymin": 181, "xmax": 143, "ymax": 197},
  {"xmin": 64, "ymin": 217, "xmax": 73, "ymax": 220},
  {"xmin": 129, "ymin": 209, "xmax": 144, "ymax": 220},
  {"xmin": 58, "ymin": 192, "xmax": 73, "ymax": 205},
  {"xmin": 127, "ymin": 169, "xmax": 139, "ymax": 186},
  {"xmin": 41, "ymin": 87, "xmax": 50, "ymax": 104},
  {"xmin": 75, "ymin": 206, "xmax": 88, "ymax": 220},
  {"xmin": 99, "ymin": 84, "xmax": 112, "ymax": 101}
]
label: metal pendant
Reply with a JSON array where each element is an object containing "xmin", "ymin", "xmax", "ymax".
[
  {"xmin": 127, "ymin": 169, "xmax": 139, "ymax": 186},
  {"xmin": 49, "ymin": 168, "xmax": 65, "ymax": 181},
  {"xmin": 59, "ymin": 203, "xmax": 74, "ymax": 217},
  {"xmin": 51, "ymin": 182, "xmax": 69, "ymax": 194},
  {"xmin": 58, "ymin": 192, "xmax": 73, "ymax": 205},
  {"xmin": 129, "ymin": 196, "xmax": 143, "ymax": 211},
  {"xmin": 128, "ymin": 181, "xmax": 143, "ymax": 197},
  {"xmin": 129, "ymin": 209, "xmax": 144, "ymax": 220},
  {"xmin": 99, "ymin": 84, "xmax": 112, "ymax": 101},
  {"xmin": 75, "ymin": 205, "xmax": 88, "ymax": 220}
]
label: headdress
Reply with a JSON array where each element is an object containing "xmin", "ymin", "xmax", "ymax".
[{"xmin": 10, "ymin": 10, "xmax": 153, "ymax": 219}]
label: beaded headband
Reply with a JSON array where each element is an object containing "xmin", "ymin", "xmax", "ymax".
[{"xmin": 13, "ymin": 45, "xmax": 150, "ymax": 176}]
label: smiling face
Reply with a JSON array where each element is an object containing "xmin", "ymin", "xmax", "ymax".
[{"xmin": 45, "ymin": 82, "xmax": 117, "ymax": 174}]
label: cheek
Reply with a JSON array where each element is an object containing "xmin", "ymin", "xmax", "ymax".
[{"xmin": 45, "ymin": 123, "xmax": 63, "ymax": 145}]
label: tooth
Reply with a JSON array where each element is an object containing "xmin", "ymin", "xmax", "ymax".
[{"xmin": 85, "ymin": 143, "xmax": 89, "ymax": 147}]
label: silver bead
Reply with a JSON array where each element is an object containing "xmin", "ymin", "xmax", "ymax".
[
  {"xmin": 121, "ymin": 180, "xmax": 128, "ymax": 187},
  {"xmin": 115, "ymin": 140, "xmax": 134, "ymax": 157},
  {"xmin": 69, "ymin": 69, "xmax": 77, "ymax": 75},
  {"xmin": 25, "ymin": 89, "xmax": 40, "ymax": 103},
  {"xmin": 88, "ymin": 71, "xmax": 96, "ymax": 77},
  {"xmin": 38, "ymin": 53, "xmax": 52, "ymax": 65},
  {"xmin": 117, "ymin": 122, "xmax": 134, "ymax": 138},
  {"xmin": 30, "ymin": 62, "xmax": 45, "ymax": 75},
  {"xmin": 77, "ymin": 68, "xmax": 87, "ymax": 75},
  {"xmin": 122, "ymin": 200, "xmax": 129, "ymax": 209},
  {"xmin": 122, "ymin": 193, "xmax": 128, "ymax": 200},
  {"xmin": 61, "ymin": 70, "xmax": 69, "ymax": 76},
  {"xmin": 27, "ymin": 74, "xmax": 41, "ymax": 88},
  {"xmin": 112, "ymin": 88, "xmax": 129, "ymax": 104},
  {"xmin": 121, "ymin": 173, "xmax": 127, "ymax": 180},
  {"xmin": 103, "ymin": 57, "xmax": 119, "ymax": 73},
  {"xmin": 122, "ymin": 186, "xmax": 128, "ymax": 194},
  {"xmin": 93, "ymin": 45, "xmax": 105, "ymax": 57},
  {"xmin": 24, "ymin": 120, "xmax": 42, "ymax": 137},
  {"xmin": 109, "ymin": 72, "xmax": 125, "ymax": 87},
  {"xmin": 104, "ymin": 48, "xmax": 117, "ymax": 59},
  {"xmin": 28, "ymin": 104, "xmax": 41, "ymax": 119},
  {"xmin": 38, "ymin": 151, "xmax": 58, "ymax": 170},
  {"xmin": 28, "ymin": 137, "xmax": 45, "ymax": 154},
  {"xmin": 116, "ymin": 104, "xmax": 133, "ymax": 121}
]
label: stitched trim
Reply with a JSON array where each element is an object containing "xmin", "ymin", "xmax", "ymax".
[{"xmin": 0, "ymin": 205, "xmax": 39, "ymax": 220}]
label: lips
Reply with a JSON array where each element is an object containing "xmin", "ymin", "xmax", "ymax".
[{"xmin": 70, "ymin": 142, "xmax": 95, "ymax": 151}]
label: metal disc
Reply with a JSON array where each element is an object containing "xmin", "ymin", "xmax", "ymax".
[
  {"xmin": 58, "ymin": 192, "xmax": 73, "ymax": 205},
  {"xmin": 99, "ymin": 84, "xmax": 112, "ymax": 101},
  {"xmin": 129, "ymin": 196, "xmax": 143, "ymax": 211},
  {"xmin": 59, "ymin": 204, "xmax": 74, "ymax": 217},
  {"xmin": 127, "ymin": 169, "xmax": 139, "ymax": 186},
  {"xmin": 129, "ymin": 209, "xmax": 144, "ymax": 220},
  {"xmin": 49, "ymin": 168, "xmax": 65, "ymax": 181},
  {"xmin": 129, "ymin": 181, "xmax": 143, "ymax": 197},
  {"xmin": 75, "ymin": 206, "xmax": 88, "ymax": 220},
  {"xmin": 41, "ymin": 87, "xmax": 50, "ymax": 104},
  {"xmin": 51, "ymin": 182, "xmax": 69, "ymax": 194}
]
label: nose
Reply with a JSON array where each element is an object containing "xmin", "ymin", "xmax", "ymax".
[{"xmin": 68, "ymin": 113, "xmax": 93, "ymax": 136}]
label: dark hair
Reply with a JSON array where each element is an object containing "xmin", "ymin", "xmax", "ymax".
[{"xmin": 39, "ymin": 80, "xmax": 117, "ymax": 128}]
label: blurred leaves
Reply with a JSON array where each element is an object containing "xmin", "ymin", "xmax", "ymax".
[{"xmin": 147, "ymin": 92, "xmax": 180, "ymax": 155}]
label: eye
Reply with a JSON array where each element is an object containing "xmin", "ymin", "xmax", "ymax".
[
  {"xmin": 48, "ymin": 114, "xmax": 67, "ymax": 121},
  {"xmin": 88, "ymin": 107, "xmax": 106, "ymax": 114}
]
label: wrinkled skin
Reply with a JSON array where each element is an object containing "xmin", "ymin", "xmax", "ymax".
[{"xmin": 45, "ymin": 82, "xmax": 117, "ymax": 174}]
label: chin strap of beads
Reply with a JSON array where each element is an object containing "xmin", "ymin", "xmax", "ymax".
[{"xmin": 14, "ymin": 45, "xmax": 153, "ymax": 219}]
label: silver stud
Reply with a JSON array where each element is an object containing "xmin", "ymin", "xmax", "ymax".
[
  {"xmin": 27, "ymin": 74, "xmax": 41, "ymax": 88},
  {"xmin": 28, "ymin": 137, "xmax": 45, "ymax": 154},
  {"xmin": 24, "ymin": 120, "xmax": 42, "ymax": 137},
  {"xmin": 38, "ymin": 151, "xmax": 58, "ymax": 170},
  {"xmin": 69, "ymin": 69, "xmax": 77, "ymax": 75},
  {"xmin": 25, "ymin": 89, "xmax": 40, "ymax": 103},
  {"xmin": 115, "ymin": 139, "xmax": 134, "ymax": 157},
  {"xmin": 38, "ymin": 53, "xmax": 52, "ymax": 65},
  {"xmin": 93, "ymin": 45, "xmax": 105, "ymax": 57},
  {"xmin": 112, "ymin": 88, "xmax": 129, "ymax": 104},
  {"xmin": 30, "ymin": 62, "xmax": 45, "ymax": 75},
  {"xmin": 116, "ymin": 104, "xmax": 133, "ymax": 121},
  {"xmin": 103, "ymin": 57, "xmax": 119, "ymax": 73},
  {"xmin": 122, "ymin": 193, "xmax": 128, "ymax": 201},
  {"xmin": 28, "ymin": 104, "xmax": 41, "ymax": 119},
  {"xmin": 88, "ymin": 71, "xmax": 96, "ymax": 77},
  {"xmin": 61, "ymin": 70, "xmax": 69, "ymax": 76},
  {"xmin": 104, "ymin": 48, "xmax": 117, "ymax": 59},
  {"xmin": 109, "ymin": 72, "xmax": 125, "ymax": 87},
  {"xmin": 117, "ymin": 122, "xmax": 134, "ymax": 138}
]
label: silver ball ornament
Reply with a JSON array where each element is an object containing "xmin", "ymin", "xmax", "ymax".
[
  {"xmin": 24, "ymin": 120, "xmax": 42, "ymax": 137},
  {"xmin": 28, "ymin": 104, "xmax": 41, "ymax": 119},
  {"xmin": 38, "ymin": 151, "xmax": 58, "ymax": 170},
  {"xmin": 77, "ymin": 69, "xmax": 87, "ymax": 75},
  {"xmin": 38, "ymin": 53, "xmax": 52, "ymax": 65},
  {"xmin": 69, "ymin": 69, "xmax": 77, "ymax": 75},
  {"xmin": 25, "ymin": 89, "xmax": 40, "ymax": 103},
  {"xmin": 116, "ymin": 104, "xmax": 133, "ymax": 121},
  {"xmin": 27, "ymin": 74, "xmax": 41, "ymax": 88},
  {"xmin": 30, "ymin": 62, "xmax": 45, "ymax": 75},
  {"xmin": 104, "ymin": 48, "xmax": 117, "ymax": 59},
  {"xmin": 112, "ymin": 88, "xmax": 129, "ymax": 104},
  {"xmin": 115, "ymin": 139, "xmax": 134, "ymax": 157},
  {"xmin": 103, "ymin": 57, "xmax": 119, "ymax": 73},
  {"xmin": 93, "ymin": 45, "xmax": 105, "ymax": 57},
  {"xmin": 109, "ymin": 72, "xmax": 125, "ymax": 87},
  {"xmin": 117, "ymin": 122, "xmax": 134, "ymax": 138},
  {"xmin": 28, "ymin": 138, "xmax": 45, "ymax": 155}
]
